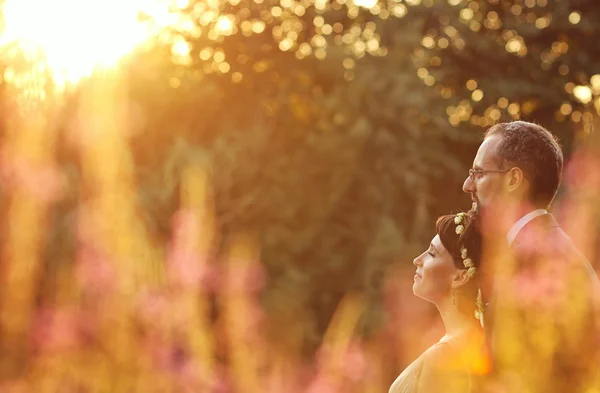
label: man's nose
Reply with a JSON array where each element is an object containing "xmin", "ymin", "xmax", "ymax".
[{"xmin": 462, "ymin": 175, "xmax": 474, "ymax": 193}]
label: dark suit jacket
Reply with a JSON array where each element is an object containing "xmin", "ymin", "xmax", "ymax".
[{"xmin": 483, "ymin": 213, "xmax": 600, "ymax": 393}]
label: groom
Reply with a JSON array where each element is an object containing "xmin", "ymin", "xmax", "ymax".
[{"xmin": 462, "ymin": 121, "xmax": 600, "ymax": 393}]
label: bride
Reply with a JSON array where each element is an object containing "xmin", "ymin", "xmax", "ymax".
[{"xmin": 389, "ymin": 212, "xmax": 489, "ymax": 393}]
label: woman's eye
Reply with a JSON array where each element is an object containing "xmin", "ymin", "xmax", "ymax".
[{"xmin": 428, "ymin": 251, "xmax": 435, "ymax": 257}]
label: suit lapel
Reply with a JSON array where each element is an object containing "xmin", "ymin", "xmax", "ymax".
[{"xmin": 511, "ymin": 213, "xmax": 559, "ymax": 249}]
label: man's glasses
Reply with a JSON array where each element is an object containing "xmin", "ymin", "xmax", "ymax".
[{"xmin": 468, "ymin": 168, "xmax": 510, "ymax": 181}]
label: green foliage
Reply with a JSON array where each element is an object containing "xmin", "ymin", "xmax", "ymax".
[{"xmin": 118, "ymin": 10, "xmax": 474, "ymax": 343}]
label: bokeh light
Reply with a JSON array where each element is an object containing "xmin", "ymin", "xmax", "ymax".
[{"xmin": 574, "ymin": 85, "xmax": 593, "ymax": 104}]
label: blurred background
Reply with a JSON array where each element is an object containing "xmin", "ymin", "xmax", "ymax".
[{"xmin": 0, "ymin": 0, "xmax": 599, "ymax": 391}]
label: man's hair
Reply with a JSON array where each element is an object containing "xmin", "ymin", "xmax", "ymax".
[{"xmin": 485, "ymin": 121, "xmax": 563, "ymax": 208}]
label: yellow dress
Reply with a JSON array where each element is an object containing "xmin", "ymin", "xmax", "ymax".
[
  {"xmin": 388, "ymin": 346, "xmax": 431, "ymax": 393},
  {"xmin": 389, "ymin": 335, "xmax": 488, "ymax": 393}
]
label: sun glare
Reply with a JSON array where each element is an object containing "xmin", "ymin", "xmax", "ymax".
[{"xmin": 0, "ymin": 0, "xmax": 172, "ymax": 89}]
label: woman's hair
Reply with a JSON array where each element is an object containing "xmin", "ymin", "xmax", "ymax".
[
  {"xmin": 435, "ymin": 212, "xmax": 482, "ymax": 271},
  {"xmin": 436, "ymin": 212, "xmax": 484, "ymax": 324}
]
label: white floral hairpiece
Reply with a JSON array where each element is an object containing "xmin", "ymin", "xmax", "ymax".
[{"xmin": 454, "ymin": 212, "xmax": 485, "ymax": 328}]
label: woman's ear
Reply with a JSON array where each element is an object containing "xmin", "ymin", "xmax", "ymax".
[{"xmin": 452, "ymin": 268, "xmax": 470, "ymax": 289}]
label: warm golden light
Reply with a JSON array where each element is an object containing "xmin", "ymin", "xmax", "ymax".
[
  {"xmin": 591, "ymin": 74, "xmax": 600, "ymax": 92},
  {"xmin": 215, "ymin": 15, "xmax": 236, "ymax": 35},
  {"xmin": 573, "ymin": 85, "xmax": 593, "ymax": 104},
  {"xmin": 568, "ymin": 11, "xmax": 581, "ymax": 25},
  {"xmin": 353, "ymin": 0, "xmax": 378, "ymax": 10},
  {"xmin": 0, "ymin": 0, "xmax": 172, "ymax": 89},
  {"xmin": 471, "ymin": 89, "xmax": 483, "ymax": 102},
  {"xmin": 505, "ymin": 38, "xmax": 522, "ymax": 53}
]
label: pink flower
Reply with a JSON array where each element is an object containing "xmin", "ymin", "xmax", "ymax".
[
  {"xmin": 171, "ymin": 210, "xmax": 200, "ymax": 245},
  {"xmin": 166, "ymin": 210, "xmax": 217, "ymax": 290},
  {"xmin": 304, "ymin": 375, "xmax": 335, "ymax": 393},
  {"xmin": 166, "ymin": 244, "xmax": 212, "ymax": 289},
  {"xmin": 0, "ymin": 151, "xmax": 65, "ymax": 203},
  {"xmin": 342, "ymin": 340, "xmax": 367, "ymax": 382},
  {"xmin": 136, "ymin": 290, "xmax": 172, "ymax": 329},
  {"xmin": 31, "ymin": 307, "xmax": 84, "ymax": 353},
  {"xmin": 509, "ymin": 262, "xmax": 567, "ymax": 311},
  {"xmin": 221, "ymin": 264, "xmax": 266, "ymax": 294},
  {"xmin": 74, "ymin": 246, "xmax": 117, "ymax": 294},
  {"xmin": 564, "ymin": 151, "xmax": 600, "ymax": 190}
]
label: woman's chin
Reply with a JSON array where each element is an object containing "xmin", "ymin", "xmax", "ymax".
[
  {"xmin": 412, "ymin": 286, "xmax": 434, "ymax": 303},
  {"xmin": 412, "ymin": 283, "xmax": 421, "ymax": 297}
]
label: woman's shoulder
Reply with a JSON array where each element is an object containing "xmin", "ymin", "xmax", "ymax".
[
  {"xmin": 388, "ymin": 346, "xmax": 437, "ymax": 393},
  {"xmin": 389, "ymin": 338, "xmax": 487, "ymax": 393},
  {"xmin": 422, "ymin": 341, "xmax": 460, "ymax": 369},
  {"xmin": 424, "ymin": 335, "xmax": 490, "ymax": 377},
  {"xmin": 417, "ymin": 342, "xmax": 475, "ymax": 393}
]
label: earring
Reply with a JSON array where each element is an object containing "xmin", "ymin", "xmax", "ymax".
[{"xmin": 452, "ymin": 288, "xmax": 456, "ymax": 305}]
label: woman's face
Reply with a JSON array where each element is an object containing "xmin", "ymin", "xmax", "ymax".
[{"xmin": 413, "ymin": 234, "xmax": 460, "ymax": 304}]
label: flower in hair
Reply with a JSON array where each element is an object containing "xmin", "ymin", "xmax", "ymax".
[
  {"xmin": 466, "ymin": 267, "xmax": 477, "ymax": 279},
  {"xmin": 463, "ymin": 258, "xmax": 474, "ymax": 268},
  {"xmin": 454, "ymin": 212, "xmax": 466, "ymax": 225},
  {"xmin": 454, "ymin": 212, "xmax": 484, "ymax": 327}
]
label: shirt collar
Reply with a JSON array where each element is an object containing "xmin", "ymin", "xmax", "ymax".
[{"xmin": 506, "ymin": 209, "xmax": 548, "ymax": 246}]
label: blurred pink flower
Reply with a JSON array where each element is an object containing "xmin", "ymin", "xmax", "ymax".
[
  {"xmin": 0, "ymin": 151, "xmax": 65, "ymax": 203},
  {"xmin": 135, "ymin": 289, "xmax": 205, "ymax": 335},
  {"xmin": 564, "ymin": 151, "xmax": 600, "ymax": 190},
  {"xmin": 166, "ymin": 244, "xmax": 213, "ymax": 289},
  {"xmin": 207, "ymin": 364, "xmax": 231, "ymax": 393},
  {"xmin": 74, "ymin": 246, "xmax": 117, "ymax": 294},
  {"xmin": 31, "ymin": 307, "xmax": 85, "ymax": 353},
  {"xmin": 140, "ymin": 337, "xmax": 230, "ymax": 393},
  {"xmin": 174, "ymin": 356, "xmax": 209, "ymax": 393},
  {"xmin": 305, "ymin": 374, "xmax": 336, "ymax": 393},
  {"xmin": 244, "ymin": 301, "xmax": 267, "ymax": 336},
  {"xmin": 171, "ymin": 210, "xmax": 200, "ymax": 245},
  {"xmin": 342, "ymin": 340, "xmax": 367, "ymax": 382},
  {"xmin": 221, "ymin": 264, "xmax": 266, "ymax": 294},
  {"xmin": 136, "ymin": 290, "xmax": 172, "ymax": 329},
  {"xmin": 266, "ymin": 363, "xmax": 302, "ymax": 393},
  {"xmin": 166, "ymin": 210, "xmax": 218, "ymax": 290},
  {"xmin": 314, "ymin": 339, "xmax": 368, "ymax": 384},
  {"xmin": 509, "ymin": 263, "xmax": 567, "ymax": 311}
]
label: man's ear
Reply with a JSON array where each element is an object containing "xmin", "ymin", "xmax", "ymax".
[
  {"xmin": 507, "ymin": 166, "xmax": 524, "ymax": 192},
  {"xmin": 452, "ymin": 269, "xmax": 470, "ymax": 289}
]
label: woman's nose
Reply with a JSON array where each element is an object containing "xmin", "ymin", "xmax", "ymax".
[{"xmin": 413, "ymin": 255, "xmax": 422, "ymax": 267}]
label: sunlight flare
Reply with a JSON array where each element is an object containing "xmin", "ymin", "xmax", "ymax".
[{"xmin": 0, "ymin": 0, "xmax": 173, "ymax": 88}]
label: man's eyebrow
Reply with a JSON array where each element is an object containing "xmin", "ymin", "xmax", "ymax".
[{"xmin": 472, "ymin": 165, "xmax": 483, "ymax": 170}]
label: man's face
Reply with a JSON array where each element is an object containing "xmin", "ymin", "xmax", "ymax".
[{"xmin": 462, "ymin": 134, "xmax": 509, "ymax": 216}]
